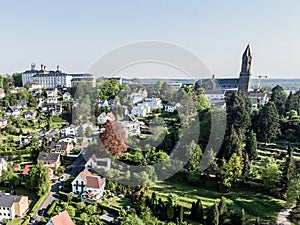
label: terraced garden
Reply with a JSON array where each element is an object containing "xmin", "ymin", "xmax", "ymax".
[{"xmin": 149, "ymin": 181, "xmax": 284, "ymax": 224}]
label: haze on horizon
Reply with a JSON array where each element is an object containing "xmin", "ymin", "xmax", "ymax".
[{"xmin": 1, "ymin": 1, "xmax": 300, "ymax": 79}]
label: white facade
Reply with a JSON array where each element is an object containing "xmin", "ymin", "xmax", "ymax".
[
  {"xmin": 165, "ymin": 103, "xmax": 181, "ymax": 113},
  {"xmin": 144, "ymin": 98, "xmax": 163, "ymax": 110},
  {"xmin": 22, "ymin": 65, "xmax": 95, "ymax": 88},
  {"xmin": 61, "ymin": 126, "xmax": 77, "ymax": 137},
  {"xmin": 6, "ymin": 107, "xmax": 21, "ymax": 117},
  {"xmin": 0, "ymin": 204, "xmax": 15, "ymax": 221},
  {"xmin": 0, "ymin": 158, "xmax": 7, "ymax": 176},
  {"xmin": 71, "ymin": 169, "xmax": 105, "ymax": 200},
  {"xmin": 131, "ymin": 105, "xmax": 148, "ymax": 117},
  {"xmin": 63, "ymin": 92, "xmax": 71, "ymax": 101},
  {"xmin": 85, "ymin": 155, "xmax": 111, "ymax": 172},
  {"xmin": 47, "ymin": 96, "xmax": 58, "ymax": 104},
  {"xmin": 97, "ymin": 112, "xmax": 115, "ymax": 124}
]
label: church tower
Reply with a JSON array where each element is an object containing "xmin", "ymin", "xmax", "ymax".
[{"xmin": 238, "ymin": 44, "xmax": 252, "ymax": 92}]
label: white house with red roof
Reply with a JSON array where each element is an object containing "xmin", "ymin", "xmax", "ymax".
[
  {"xmin": 46, "ymin": 210, "xmax": 74, "ymax": 225},
  {"xmin": 71, "ymin": 169, "xmax": 105, "ymax": 200}
]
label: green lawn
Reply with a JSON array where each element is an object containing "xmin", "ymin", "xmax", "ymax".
[
  {"xmin": 149, "ymin": 181, "xmax": 284, "ymax": 224},
  {"xmin": 7, "ymin": 218, "xmax": 23, "ymax": 225}
]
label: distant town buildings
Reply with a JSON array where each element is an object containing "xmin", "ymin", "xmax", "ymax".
[
  {"xmin": 195, "ymin": 45, "xmax": 253, "ymax": 93},
  {"xmin": 22, "ymin": 63, "xmax": 95, "ymax": 88}
]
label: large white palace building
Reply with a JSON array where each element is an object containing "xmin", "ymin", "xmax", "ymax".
[{"xmin": 22, "ymin": 63, "xmax": 95, "ymax": 88}]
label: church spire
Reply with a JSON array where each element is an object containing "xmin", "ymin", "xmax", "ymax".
[{"xmin": 240, "ymin": 44, "xmax": 252, "ymax": 76}]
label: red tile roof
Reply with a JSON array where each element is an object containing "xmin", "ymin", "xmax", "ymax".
[
  {"xmin": 51, "ymin": 210, "xmax": 74, "ymax": 225},
  {"xmin": 86, "ymin": 176, "xmax": 105, "ymax": 189},
  {"xmin": 22, "ymin": 165, "xmax": 32, "ymax": 175},
  {"xmin": 79, "ymin": 169, "xmax": 92, "ymax": 181}
]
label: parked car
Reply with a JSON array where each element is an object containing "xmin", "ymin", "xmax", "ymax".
[
  {"xmin": 38, "ymin": 208, "xmax": 45, "ymax": 216},
  {"xmin": 30, "ymin": 216, "xmax": 37, "ymax": 223},
  {"xmin": 59, "ymin": 175, "xmax": 65, "ymax": 181}
]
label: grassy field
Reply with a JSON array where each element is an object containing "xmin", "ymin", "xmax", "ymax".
[
  {"xmin": 149, "ymin": 181, "xmax": 284, "ymax": 224},
  {"xmin": 7, "ymin": 218, "xmax": 23, "ymax": 225}
]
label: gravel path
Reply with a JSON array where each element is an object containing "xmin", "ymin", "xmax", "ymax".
[{"xmin": 277, "ymin": 208, "xmax": 291, "ymax": 225}]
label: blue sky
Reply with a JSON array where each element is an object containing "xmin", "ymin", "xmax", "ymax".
[{"xmin": 0, "ymin": 1, "xmax": 300, "ymax": 78}]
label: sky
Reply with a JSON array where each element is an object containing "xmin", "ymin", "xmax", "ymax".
[{"xmin": 0, "ymin": 0, "xmax": 300, "ymax": 78}]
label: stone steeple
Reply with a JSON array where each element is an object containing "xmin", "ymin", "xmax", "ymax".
[
  {"xmin": 240, "ymin": 44, "xmax": 252, "ymax": 76},
  {"xmin": 238, "ymin": 44, "xmax": 252, "ymax": 92}
]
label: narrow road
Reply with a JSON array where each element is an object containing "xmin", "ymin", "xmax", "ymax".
[
  {"xmin": 30, "ymin": 155, "xmax": 86, "ymax": 224},
  {"xmin": 277, "ymin": 208, "xmax": 291, "ymax": 225}
]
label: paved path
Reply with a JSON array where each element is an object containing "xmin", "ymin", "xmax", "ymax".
[{"xmin": 277, "ymin": 208, "xmax": 292, "ymax": 225}]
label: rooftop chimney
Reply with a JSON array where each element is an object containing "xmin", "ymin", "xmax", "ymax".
[{"xmin": 31, "ymin": 62, "xmax": 36, "ymax": 70}]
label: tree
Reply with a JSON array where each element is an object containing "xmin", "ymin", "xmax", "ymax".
[
  {"xmin": 257, "ymin": 102, "xmax": 280, "ymax": 144},
  {"xmin": 287, "ymin": 174, "xmax": 300, "ymax": 207},
  {"xmin": 80, "ymin": 212, "xmax": 90, "ymax": 225},
  {"xmin": 120, "ymin": 214, "xmax": 144, "ymax": 225},
  {"xmin": 218, "ymin": 197, "xmax": 227, "ymax": 224},
  {"xmin": 219, "ymin": 153, "xmax": 243, "ymax": 189},
  {"xmin": 100, "ymin": 121, "xmax": 128, "ymax": 155},
  {"xmin": 12, "ymin": 73, "xmax": 22, "ymax": 87},
  {"xmin": 28, "ymin": 161, "xmax": 51, "ymax": 197},
  {"xmin": 85, "ymin": 204, "xmax": 97, "ymax": 215},
  {"xmin": 76, "ymin": 201, "xmax": 86, "ymax": 210},
  {"xmin": 271, "ymin": 85, "xmax": 287, "ymax": 116},
  {"xmin": 66, "ymin": 205, "xmax": 76, "ymax": 217},
  {"xmin": 245, "ymin": 130, "xmax": 258, "ymax": 161},
  {"xmin": 207, "ymin": 202, "xmax": 219, "ymax": 225},
  {"xmin": 186, "ymin": 141, "xmax": 202, "ymax": 172},
  {"xmin": 261, "ymin": 158, "xmax": 281, "ymax": 191},
  {"xmin": 282, "ymin": 144, "xmax": 296, "ymax": 193},
  {"xmin": 191, "ymin": 199, "xmax": 203, "ymax": 222},
  {"xmin": 85, "ymin": 126, "xmax": 93, "ymax": 137}
]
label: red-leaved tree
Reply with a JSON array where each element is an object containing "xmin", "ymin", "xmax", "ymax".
[{"xmin": 100, "ymin": 121, "xmax": 128, "ymax": 155}]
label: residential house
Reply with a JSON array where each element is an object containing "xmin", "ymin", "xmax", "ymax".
[
  {"xmin": 16, "ymin": 100, "xmax": 27, "ymax": 109},
  {"xmin": 23, "ymin": 110, "xmax": 37, "ymax": 119},
  {"xmin": 46, "ymin": 88, "xmax": 58, "ymax": 97},
  {"xmin": 0, "ymin": 158, "xmax": 8, "ymax": 176},
  {"xmin": 41, "ymin": 103, "xmax": 63, "ymax": 116},
  {"xmin": 0, "ymin": 117, "xmax": 8, "ymax": 129},
  {"xmin": 6, "ymin": 106, "xmax": 21, "ymax": 117},
  {"xmin": 19, "ymin": 135, "xmax": 32, "ymax": 145},
  {"xmin": 127, "ymin": 88, "xmax": 148, "ymax": 104},
  {"xmin": 37, "ymin": 152, "xmax": 61, "ymax": 169},
  {"xmin": 248, "ymin": 92, "xmax": 269, "ymax": 109},
  {"xmin": 164, "ymin": 102, "xmax": 181, "ymax": 113},
  {"xmin": 71, "ymin": 169, "xmax": 106, "ymax": 200},
  {"xmin": 204, "ymin": 90, "xmax": 225, "ymax": 101},
  {"xmin": 131, "ymin": 104, "xmax": 149, "ymax": 117},
  {"xmin": 144, "ymin": 98, "xmax": 163, "ymax": 110},
  {"xmin": 97, "ymin": 99, "xmax": 109, "ymax": 108},
  {"xmin": 63, "ymin": 92, "xmax": 72, "ymax": 102},
  {"xmin": 0, "ymin": 88, "xmax": 5, "ymax": 99},
  {"xmin": 46, "ymin": 210, "xmax": 75, "ymax": 225},
  {"xmin": 108, "ymin": 99, "xmax": 121, "ymax": 108},
  {"xmin": 49, "ymin": 140, "xmax": 74, "ymax": 155},
  {"xmin": 47, "ymin": 96, "xmax": 58, "ymax": 104},
  {"xmin": 119, "ymin": 114, "xmax": 140, "ymax": 136},
  {"xmin": 97, "ymin": 112, "xmax": 115, "ymax": 124},
  {"xmin": 85, "ymin": 154, "xmax": 111, "ymax": 173},
  {"xmin": 0, "ymin": 193, "xmax": 29, "ymax": 222},
  {"xmin": 61, "ymin": 125, "xmax": 77, "ymax": 137}
]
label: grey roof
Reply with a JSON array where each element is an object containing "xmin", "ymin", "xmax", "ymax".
[
  {"xmin": 37, "ymin": 152, "xmax": 60, "ymax": 163},
  {"xmin": 0, "ymin": 193, "xmax": 22, "ymax": 207},
  {"xmin": 215, "ymin": 78, "xmax": 239, "ymax": 84}
]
